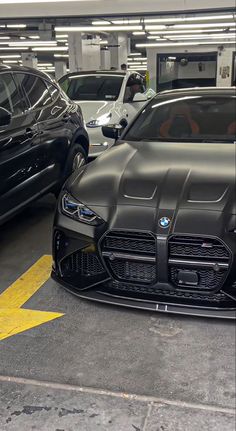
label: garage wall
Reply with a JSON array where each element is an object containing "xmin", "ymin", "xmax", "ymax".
[
  {"xmin": 1, "ymin": 0, "xmax": 235, "ymax": 18},
  {"xmin": 147, "ymin": 46, "xmax": 235, "ymax": 91}
]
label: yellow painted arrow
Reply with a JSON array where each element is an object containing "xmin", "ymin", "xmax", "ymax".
[{"xmin": 0, "ymin": 255, "xmax": 64, "ymax": 341}]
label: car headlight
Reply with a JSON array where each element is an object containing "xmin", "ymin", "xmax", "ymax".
[
  {"xmin": 62, "ymin": 193, "xmax": 103, "ymax": 225},
  {"xmin": 87, "ymin": 112, "xmax": 111, "ymax": 128}
]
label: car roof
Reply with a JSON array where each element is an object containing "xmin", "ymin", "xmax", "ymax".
[
  {"xmin": 59, "ymin": 70, "xmax": 136, "ymax": 80},
  {"xmin": 159, "ymin": 86, "xmax": 236, "ymax": 96},
  {"xmin": 0, "ymin": 64, "xmax": 55, "ymax": 82}
]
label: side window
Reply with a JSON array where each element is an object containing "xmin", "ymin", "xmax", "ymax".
[
  {"xmin": 124, "ymin": 74, "xmax": 146, "ymax": 103},
  {"xmin": 0, "ymin": 73, "xmax": 23, "ymax": 116},
  {"xmin": 16, "ymin": 73, "xmax": 52, "ymax": 110},
  {"xmin": 59, "ymin": 77, "xmax": 69, "ymax": 94}
]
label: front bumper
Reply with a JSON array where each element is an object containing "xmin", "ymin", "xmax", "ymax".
[
  {"xmin": 87, "ymin": 127, "xmax": 114, "ymax": 157},
  {"xmin": 52, "ymin": 215, "xmax": 236, "ymax": 319},
  {"xmin": 52, "ymin": 272, "xmax": 236, "ymax": 319}
]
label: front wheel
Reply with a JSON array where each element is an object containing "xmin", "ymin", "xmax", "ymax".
[
  {"xmin": 65, "ymin": 144, "xmax": 88, "ymax": 177},
  {"xmin": 53, "ymin": 144, "xmax": 88, "ymax": 198}
]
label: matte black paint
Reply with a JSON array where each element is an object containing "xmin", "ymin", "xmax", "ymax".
[
  {"xmin": 0, "ymin": 65, "xmax": 89, "ymax": 225},
  {"xmin": 52, "ymin": 88, "xmax": 236, "ymax": 318}
]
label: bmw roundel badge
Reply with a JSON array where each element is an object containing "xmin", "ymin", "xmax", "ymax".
[{"xmin": 159, "ymin": 216, "xmax": 171, "ymax": 228}]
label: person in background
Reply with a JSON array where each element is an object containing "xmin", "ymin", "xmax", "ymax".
[{"xmin": 121, "ymin": 64, "xmax": 127, "ymax": 71}]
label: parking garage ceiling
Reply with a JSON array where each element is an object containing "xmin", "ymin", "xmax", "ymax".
[{"xmin": 0, "ymin": 9, "xmax": 235, "ymax": 73}]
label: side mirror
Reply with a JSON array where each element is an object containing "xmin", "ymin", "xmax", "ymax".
[
  {"xmin": 102, "ymin": 124, "xmax": 124, "ymax": 140},
  {"xmin": 132, "ymin": 92, "xmax": 148, "ymax": 103},
  {"xmin": 0, "ymin": 107, "xmax": 12, "ymax": 129}
]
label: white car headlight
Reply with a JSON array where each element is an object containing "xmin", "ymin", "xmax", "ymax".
[
  {"xmin": 87, "ymin": 112, "xmax": 111, "ymax": 128},
  {"xmin": 62, "ymin": 193, "xmax": 103, "ymax": 225}
]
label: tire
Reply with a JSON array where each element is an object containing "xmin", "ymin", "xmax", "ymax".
[
  {"xmin": 53, "ymin": 144, "xmax": 87, "ymax": 198},
  {"xmin": 65, "ymin": 144, "xmax": 88, "ymax": 177}
]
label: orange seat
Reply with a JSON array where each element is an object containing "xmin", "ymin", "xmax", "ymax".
[
  {"xmin": 160, "ymin": 103, "xmax": 200, "ymax": 138},
  {"xmin": 227, "ymin": 121, "xmax": 236, "ymax": 135}
]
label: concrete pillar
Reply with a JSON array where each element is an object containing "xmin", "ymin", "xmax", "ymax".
[
  {"xmin": 216, "ymin": 48, "xmax": 234, "ymax": 87},
  {"xmin": 55, "ymin": 61, "xmax": 67, "ymax": 80},
  {"xmin": 68, "ymin": 32, "xmax": 83, "ymax": 72},
  {"xmin": 21, "ymin": 52, "xmax": 38, "ymax": 69},
  {"xmin": 68, "ymin": 33, "xmax": 101, "ymax": 72},
  {"xmin": 108, "ymin": 33, "xmax": 129, "ymax": 70},
  {"xmin": 100, "ymin": 48, "xmax": 110, "ymax": 70},
  {"xmin": 83, "ymin": 36, "xmax": 100, "ymax": 70},
  {"xmin": 39, "ymin": 23, "xmax": 53, "ymax": 41},
  {"xmin": 147, "ymin": 48, "xmax": 157, "ymax": 91}
]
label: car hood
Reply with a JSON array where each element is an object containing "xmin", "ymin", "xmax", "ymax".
[
  {"xmin": 74, "ymin": 100, "xmax": 115, "ymax": 123},
  {"xmin": 68, "ymin": 141, "xmax": 236, "ymax": 223}
]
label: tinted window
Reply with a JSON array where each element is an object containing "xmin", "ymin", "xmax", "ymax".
[
  {"xmin": 60, "ymin": 74, "xmax": 124, "ymax": 101},
  {"xmin": 124, "ymin": 73, "xmax": 146, "ymax": 102},
  {"xmin": 0, "ymin": 73, "xmax": 23, "ymax": 116},
  {"xmin": 16, "ymin": 73, "xmax": 52, "ymax": 110},
  {"xmin": 125, "ymin": 95, "xmax": 236, "ymax": 143}
]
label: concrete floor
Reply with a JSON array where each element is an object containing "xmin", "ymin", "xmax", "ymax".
[{"xmin": 0, "ymin": 195, "xmax": 235, "ymax": 431}]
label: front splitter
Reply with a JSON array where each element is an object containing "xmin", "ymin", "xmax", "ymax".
[{"xmin": 52, "ymin": 274, "xmax": 236, "ymax": 319}]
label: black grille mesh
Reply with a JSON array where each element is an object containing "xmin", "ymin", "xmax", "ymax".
[
  {"xmin": 170, "ymin": 267, "xmax": 226, "ymax": 291},
  {"xmin": 102, "ymin": 280, "xmax": 230, "ymax": 305},
  {"xmin": 61, "ymin": 250, "xmax": 104, "ymax": 277},
  {"xmin": 104, "ymin": 236, "xmax": 156, "ymax": 254},
  {"xmin": 168, "ymin": 235, "xmax": 230, "ymax": 291},
  {"xmin": 109, "ymin": 259, "xmax": 156, "ymax": 284},
  {"xmin": 101, "ymin": 231, "xmax": 157, "ymax": 284},
  {"xmin": 169, "ymin": 236, "xmax": 229, "ymax": 260}
]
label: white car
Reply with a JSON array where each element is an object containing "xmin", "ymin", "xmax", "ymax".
[{"xmin": 59, "ymin": 71, "xmax": 154, "ymax": 157}]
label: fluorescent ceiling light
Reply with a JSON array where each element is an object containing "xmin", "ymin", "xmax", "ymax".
[
  {"xmin": 58, "ymin": 39, "xmax": 67, "ymax": 43},
  {"xmin": 92, "ymin": 21, "xmax": 111, "ymax": 25},
  {"xmin": 55, "ymin": 26, "xmax": 143, "ymax": 32},
  {"xmin": 7, "ymin": 24, "xmax": 26, "ymax": 28},
  {"xmin": 112, "ymin": 19, "xmax": 141, "ymax": 24},
  {"xmin": 144, "ymin": 14, "xmax": 234, "ymax": 23},
  {"xmin": 29, "ymin": 35, "xmax": 40, "ymax": 39},
  {"xmin": 129, "ymin": 52, "xmax": 141, "ymax": 56},
  {"xmin": 146, "ymin": 22, "xmax": 236, "ymax": 30},
  {"xmin": 128, "ymin": 57, "xmax": 147, "ymax": 61},
  {"xmin": 2, "ymin": 60, "xmax": 19, "ymax": 63},
  {"xmin": 9, "ymin": 41, "xmax": 57, "ymax": 46},
  {"xmin": 100, "ymin": 40, "xmax": 108, "ymax": 45},
  {"xmin": 148, "ymin": 35, "xmax": 166, "ymax": 39},
  {"xmin": 54, "ymin": 54, "xmax": 69, "ymax": 57},
  {"xmin": 0, "ymin": 36, "xmax": 10, "ymax": 40},
  {"xmin": 169, "ymin": 33, "xmax": 236, "ymax": 39},
  {"xmin": 148, "ymin": 29, "xmax": 234, "ymax": 34},
  {"xmin": 32, "ymin": 46, "xmax": 68, "ymax": 51},
  {"xmin": 0, "ymin": 54, "xmax": 21, "ymax": 58},
  {"xmin": 0, "ymin": 47, "xmax": 29, "ymax": 50},
  {"xmin": 38, "ymin": 63, "xmax": 53, "ymax": 66},
  {"xmin": 56, "ymin": 34, "xmax": 68, "ymax": 38},
  {"xmin": 132, "ymin": 31, "xmax": 146, "ymax": 35},
  {"xmin": 136, "ymin": 40, "xmax": 236, "ymax": 47},
  {"xmin": 127, "ymin": 61, "xmax": 147, "ymax": 65}
]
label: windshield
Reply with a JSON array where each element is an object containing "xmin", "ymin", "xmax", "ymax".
[
  {"xmin": 59, "ymin": 74, "xmax": 124, "ymax": 101},
  {"xmin": 125, "ymin": 95, "xmax": 236, "ymax": 143}
]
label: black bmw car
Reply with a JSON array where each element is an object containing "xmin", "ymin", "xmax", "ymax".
[
  {"xmin": 52, "ymin": 87, "xmax": 236, "ymax": 319},
  {"xmin": 0, "ymin": 65, "xmax": 89, "ymax": 225}
]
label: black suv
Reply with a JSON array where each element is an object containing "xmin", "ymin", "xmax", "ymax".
[{"xmin": 0, "ymin": 65, "xmax": 89, "ymax": 225}]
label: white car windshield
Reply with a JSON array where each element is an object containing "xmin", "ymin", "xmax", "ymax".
[{"xmin": 60, "ymin": 74, "xmax": 124, "ymax": 101}]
